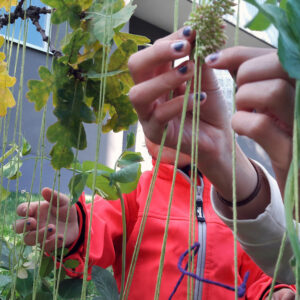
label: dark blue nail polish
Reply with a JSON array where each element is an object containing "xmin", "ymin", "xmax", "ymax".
[
  {"xmin": 178, "ymin": 65, "xmax": 188, "ymax": 74},
  {"xmin": 200, "ymin": 92, "xmax": 206, "ymax": 101},
  {"xmin": 26, "ymin": 221, "xmax": 31, "ymax": 226},
  {"xmin": 172, "ymin": 41, "xmax": 185, "ymax": 52},
  {"xmin": 206, "ymin": 52, "xmax": 219, "ymax": 63},
  {"xmin": 48, "ymin": 227, "xmax": 53, "ymax": 232},
  {"xmin": 183, "ymin": 26, "xmax": 192, "ymax": 37},
  {"xmin": 195, "ymin": 92, "xmax": 206, "ymax": 101},
  {"xmin": 59, "ymin": 237, "xmax": 63, "ymax": 241}
]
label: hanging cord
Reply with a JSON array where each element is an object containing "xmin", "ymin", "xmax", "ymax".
[
  {"xmin": 81, "ymin": 1, "xmax": 113, "ymax": 298},
  {"xmin": 232, "ymin": 0, "xmax": 241, "ymax": 299},
  {"xmin": 169, "ymin": 242, "xmax": 249, "ymax": 299}
]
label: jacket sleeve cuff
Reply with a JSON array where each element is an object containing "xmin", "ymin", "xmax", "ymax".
[
  {"xmin": 211, "ymin": 161, "xmax": 287, "ymax": 243},
  {"xmin": 261, "ymin": 284, "xmax": 296, "ymax": 300},
  {"xmin": 64, "ymin": 197, "xmax": 86, "ymax": 257},
  {"xmin": 211, "ymin": 161, "xmax": 296, "ymax": 284}
]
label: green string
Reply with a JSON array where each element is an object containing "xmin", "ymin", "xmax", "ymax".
[
  {"xmin": 154, "ymin": 80, "xmax": 192, "ymax": 300},
  {"xmin": 232, "ymin": 1, "xmax": 241, "ymax": 299},
  {"xmin": 80, "ymin": 2, "xmax": 113, "ymax": 298},
  {"xmin": 123, "ymin": 129, "xmax": 168, "ymax": 300},
  {"xmin": 268, "ymin": 232, "xmax": 287, "ymax": 299}
]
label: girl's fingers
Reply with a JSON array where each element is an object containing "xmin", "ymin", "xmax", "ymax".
[
  {"xmin": 236, "ymin": 78, "xmax": 294, "ymax": 130},
  {"xmin": 152, "ymin": 92, "xmax": 207, "ymax": 125},
  {"xmin": 17, "ymin": 202, "xmax": 40, "ymax": 218},
  {"xmin": 14, "ymin": 218, "xmax": 37, "ymax": 234},
  {"xmin": 128, "ymin": 28, "xmax": 195, "ymax": 84},
  {"xmin": 205, "ymin": 46, "xmax": 274, "ymax": 75},
  {"xmin": 232, "ymin": 111, "xmax": 292, "ymax": 170},
  {"xmin": 23, "ymin": 225, "xmax": 56, "ymax": 246},
  {"xmin": 44, "ymin": 234, "xmax": 64, "ymax": 253},
  {"xmin": 129, "ymin": 61, "xmax": 195, "ymax": 120},
  {"xmin": 41, "ymin": 187, "xmax": 70, "ymax": 208},
  {"xmin": 235, "ymin": 51, "xmax": 294, "ymax": 86}
]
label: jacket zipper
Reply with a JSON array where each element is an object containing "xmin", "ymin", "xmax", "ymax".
[
  {"xmin": 194, "ymin": 178, "xmax": 206, "ymax": 300},
  {"xmin": 177, "ymin": 170, "xmax": 207, "ymax": 300}
]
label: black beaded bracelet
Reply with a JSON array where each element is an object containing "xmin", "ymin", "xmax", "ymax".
[{"xmin": 217, "ymin": 160, "xmax": 262, "ymax": 207}]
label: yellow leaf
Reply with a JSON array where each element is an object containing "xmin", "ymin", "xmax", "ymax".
[
  {"xmin": 0, "ymin": 52, "xmax": 6, "ymax": 62},
  {"xmin": 79, "ymin": 0, "xmax": 93, "ymax": 10},
  {"xmin": 0, "ymin": 36, "xmax": 5, "ymax": 48},
  {"xmin": 0, "ymin": 0, "xmax": 17, "ymax": 11},
  {"xmin": 0, "ymin": 73, "xmax": 16, "ymax": 88},
  {"xmin": 0, "ymin": 87, "xmax": 16, "ymax": 116}
]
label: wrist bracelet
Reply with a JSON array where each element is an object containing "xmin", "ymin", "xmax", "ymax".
[{"xmin": 217, "ymin": 160, "xmax": 262, "ymax": 207}]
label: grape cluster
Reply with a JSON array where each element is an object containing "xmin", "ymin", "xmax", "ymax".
[{"xmin": 185, "ymin": 0, "xmax": 235, "ymax": 63}]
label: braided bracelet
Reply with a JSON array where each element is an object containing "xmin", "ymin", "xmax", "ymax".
[{"xmin": 217, "ymin": 160, "xmax": 262, "ymax": 207}]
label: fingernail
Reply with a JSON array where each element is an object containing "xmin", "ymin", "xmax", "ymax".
[
  {"xmin": 26, "ymin": 221, "xmax": 31, "ymax": 226},
  {"xmin": 205, "ymin": 52, "xmax": 220, "ymax": 64},
  {"xmin": 58, "ymin": 237, "xmax": 63, "ymax": 241},
  {"xmin": 200, "ymin": 92, "xmax": 206, "ymax": 101},
  {"xmin": 48, "ymin": 227, "xmax": 53, "ymax": 232},
  {"xmin": 172, "ymin": 41, "xmax": 186, "ymax": 52},
  {"xmin": 194, "ymin": 92, "xmax": 206, "ymax": 101},
  {"xmin": 178, "ymin": 65, "xmax": 188, "ymax": 74},
  {"xmin": 183, "ymin": 26, "xmax": 192, "ymax": 37}
]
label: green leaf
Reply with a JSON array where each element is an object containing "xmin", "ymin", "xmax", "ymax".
[
  {"xmin": 46, "ymin": 1, "xmax": 81, "ymax": 29},
  {"xmin": 126, "ymin": 132, "xmax": 135, "ymax": 149},
  {"xmin": 58, "ymin": 279, "xmax": 83, "ymax": 299},
  {"xmin": 60, "ymin": 29, "xmax": 90, "ymax": 64},
  {"xmin": 111, "ymin": 162, "xmax": 140, "ymax": 183},
  {"xmin": 286, "ymin": 0, "xmax": 300, "ymax": 41},
  {"xmin": 39, "ymin": 255, "xmax": 54, "ymax": 278},
  {"xmin": 0, "ymin": 186, "xmax": 10, "ymax": 201},
  {"xmin": 63, "ymin": 259, "xmax": 80, "ymax": 269},
  {"xmin": 68, "ymin": 173, "xmax": 88, "ymax": 204},
  {"xmin": 91, "ymin": 266, "xmax": 119, "ymax": 300},
  {"xmin": 103, "ymin": 95, "xmax": 138, "ymax": 132},
  {"xmin": 16, "ymin": 270, "xmax": 33, "ymax": 297},
  {"xmin": 27, "ymin": 66, "xmax": 54, "ymax": 111},
  {"xmin": 280, "ymin": 0, "xmax": 287, "ymax": 10},
  {"xmin": 21, "ymin": 137, "xmax": 31, "ymax": 156},
  {"xmin": 47, "ymin": 121, "xmax": 87, "ymax": 150},
  {"xmin": 108, "ymin": 40, "xmax": 137, "ymax": 72},
  {"xmin": 244, "ymin": 0, "xmax": 300, "ymax": 79},
  {"xmin": 117, "ymin": 151, "xmax": 143, "ymax": 168},
  {"xmin": 113, "ymin": 31, "xmax": 151, "ymax": 48},
  {"xmin": 83, "ymin": 161, "xmax": 119, "ymax": 200},
  {"xmin": 0, "ymin": 275, "xmax": 11, "ymax": 288},
  {"xmin": 49, "ymin": 143, "xmax": 74, "ymax": 170},
  {"xmin": 87, "ymin": 3, "xmax": 137, "ymax": 45},
  {"xmin": 24, "ymin": 291, "xmax": 53, "ymax": 300},
  {"xmin": 0, "ymin": 239, "xmax": 12, "ymax": 269},
  {"xmin": 2, "ymin": 156, "xmax": 22, "ymax": 179},
  {"xmin": 246, "ymin": 0, "xmax": 276, "ymax": 31}
]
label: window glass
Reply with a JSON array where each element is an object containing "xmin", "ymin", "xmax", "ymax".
[{"xmin": 0, "ymin": 0, "xmax": 50, "ymax": 51}]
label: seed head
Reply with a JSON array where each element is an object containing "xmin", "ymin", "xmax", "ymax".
[{"xmin": 184, "ymin": 0, "xmax": 235, "ymax": 63}]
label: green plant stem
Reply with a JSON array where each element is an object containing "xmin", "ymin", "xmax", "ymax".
[
  {"xmin": 284, "ymin": 80, "xmax": 300, "ymax": 295},
  {"xmin": 0, "ymin": 144, "xmax": 17, "ymax": 163},
  {"xmin": 154, "ymin": 80, "xmax": 192, "ymax": 300},
  {"xmin": 268, "ymin": 232, "xmax": 287, "ymax": 299},
  {"xmin": 123, "ymin": 129, "xmax": 167, "ymax": 300},
  {"xmin": 116, "ymin": 184, "xmax": 126, "ymax": 300}
]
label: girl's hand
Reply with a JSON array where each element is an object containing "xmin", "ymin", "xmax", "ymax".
[
  {"xmin": 15, "ymin": 188, "xmax": 79, "ymax": 253},
  {"xmin": 206, "ymin": 47, "xmax": 295, "ymax": 196}
]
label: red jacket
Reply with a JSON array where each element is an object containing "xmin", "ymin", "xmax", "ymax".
[{"xmin": 62, "ymin": 162, "xmax": 292, "ymax": 299}]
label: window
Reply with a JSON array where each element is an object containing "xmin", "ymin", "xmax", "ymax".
[{"xmin": 0, "ymin": 0, "xmax": 50, "ymax": 51}]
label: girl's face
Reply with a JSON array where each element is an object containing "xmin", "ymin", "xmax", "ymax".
[{"xmin": 145, "ymin": 139, "xmax": 191, "ymax": 168}]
